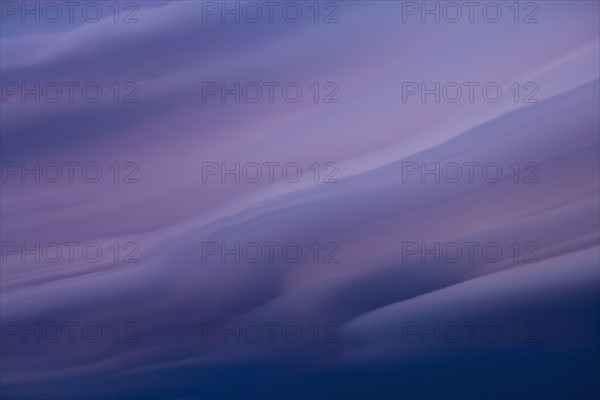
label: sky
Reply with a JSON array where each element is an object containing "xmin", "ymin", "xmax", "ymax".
[{"xmin": 1, "ymin": 1, "xmax": 599, "ymax": 399}]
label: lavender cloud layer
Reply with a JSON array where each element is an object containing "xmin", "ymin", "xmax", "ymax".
[{"xmin": 1, "ymin": 1, "xmax": 599, "ymax": 399}]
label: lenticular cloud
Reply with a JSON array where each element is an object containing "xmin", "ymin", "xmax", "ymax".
[{"xmin": 1, "ymin": 1, "xmax": 599, "ymax": 399}]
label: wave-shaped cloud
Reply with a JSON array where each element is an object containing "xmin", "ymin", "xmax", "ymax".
[{"xmin": 1, "ymin": 2, "xmax": 599, "ymax": 399}]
